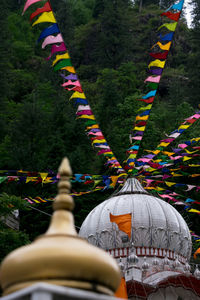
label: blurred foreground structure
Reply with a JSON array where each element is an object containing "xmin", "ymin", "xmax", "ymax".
[{"xmin": 0, "ymin": 158, "xmax": 121, "ymax": 300}]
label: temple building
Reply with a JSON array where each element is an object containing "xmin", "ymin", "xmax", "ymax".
[{"xmin": 79, "ymin": 178, "xmax": 200, "ymax": 299}]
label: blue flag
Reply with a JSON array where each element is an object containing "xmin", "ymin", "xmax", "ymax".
[{"xmin": 38, "ymin": 24, "xmax": 60, "ymax": 42}]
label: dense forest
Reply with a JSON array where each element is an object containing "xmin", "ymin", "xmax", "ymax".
[{"xmin": 0, "ymin": 0, "xmax": 200, "ymax": 262}]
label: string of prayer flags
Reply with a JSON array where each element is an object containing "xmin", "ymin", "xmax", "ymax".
[
  {"xmin": 125, "ymin": 0, "xmax": 184, "ymax": 172},
  {"xmin": 22, "ymin": 0, "xmax": 126, "ymax": 174},
  {"xmin": 0, "ymin": 170, "xmax": 127, "ymax": 191},
  {"xmin": 138, "ymin": 111, "xmax": 200, "ymax": 172}
]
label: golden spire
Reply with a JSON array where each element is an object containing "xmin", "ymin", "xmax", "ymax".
[{"xmin": 0, "ymin": 158, "xmax": 121, "ymax": 296}]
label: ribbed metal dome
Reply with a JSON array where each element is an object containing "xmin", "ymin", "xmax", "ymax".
[{"xmin": 79, "ymin": 178, "xmax": 192, "ymax": 260}]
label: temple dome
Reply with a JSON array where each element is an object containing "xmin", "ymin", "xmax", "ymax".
[{"xmin": 79, "ymin": 178, "xmax": 192, "ymax": 260}]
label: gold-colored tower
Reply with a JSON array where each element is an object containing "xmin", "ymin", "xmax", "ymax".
[{"xmin": 0, "ymin": 158, "xmax": 121, "ymax": 296}]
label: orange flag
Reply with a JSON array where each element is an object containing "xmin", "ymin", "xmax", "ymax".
[
  {"xmin": 194, "ymin": 248, "xmax": 200, "ymax": 259},
  {"xmin": 110, "ymin": 213, "xmax": 132, "ymax": 238},
  {"xmin": 115, "ymin": 277, "xmax": 128, "ymax": 299}
]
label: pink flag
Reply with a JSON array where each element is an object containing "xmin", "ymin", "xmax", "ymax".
[
  {"xmin": 137, "ymin": 158, "xmax": 151, "ymax": 162},
  {"xmin": 178, "ymin": 143, "xmax": 187, "ymax": 149},
  {"xmin": 145, "ymin": 179, "xmax": 154, "ymax": 186},
  {"xmin": 144, "ymin": 75, "xmax": 161, "ymax": 83},
  {"xmin": 76, "ymin": 105, "xmax": 90, "ymax": 112},
  {"xmin": 160, "ymin": 194, "xmax": 176, "ymax": 201},
  {"xmin": 22, "ymin": 0, "xmax": 42, "ymax": 15},
  {"xmin": 193, "ymin": 114, "xmax": 200, "ymax": 119},
  {"xmin": 89, "ymin": 132, "xmax": 104, "ymax": 137},
  {"xmin": 42, "ymin": 34, "xmax": 63, "ymax": 49},
  {"xmin": 170, "ymin": 156, "xmax": 182, "ymax": 160},
  {"xmin": 46, "ymin": 42, "xmax": 67, "ymax": 60},
  {"xmin": 185, "ymin": 185, "xmax": 195, "ymax": 191},
  {"xmin": 62, "ymin": 80, "xmax": 81, "ymax": 87},
  {"xmin": 132, "ymin": 136, "xmax": 142, "ymax": 141}
]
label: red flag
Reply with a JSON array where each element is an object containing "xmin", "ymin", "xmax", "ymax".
[
  {"xmin": 149, "ymin": 51, "xmax": 168, "ymax": 60},
  {"xmin": 161, "ymin": 11, "xmax": 181, "ymax": 21},
  {"xmin": 137, "ymin": 97, "xmax": 154, "ymax": 104},
  {"xmin": 30, "ymin": 1, "xmax": 52, "ymax": 21}
]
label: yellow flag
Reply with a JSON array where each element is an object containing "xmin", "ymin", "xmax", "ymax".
[
  {"xmin": 190, "ymin": 174, "xmax": 200, "ymax": 177},
  {"xmin": 155, "ymin": 41, "xmax": 171, "ymax": 51},
  {"xmin": 165, "ymin": 181, "xmax": 176, "ymax": 187},
  {"xmin": 52, "ymin": 53, "xmax": 70, "ymax": 66},
  {"xmin": 162, "ymin": 151, "xmax": 175, "ymax": 156},
  {"xmin": 92, "ymin": 139, "xmax": 106, "ymax": 144},
  {"xmin": 148, "ymin": 59, "xmax": 166, "ymax": 69},
  {"xmin": 158, "ymin": 142, "xmax": 170, "ymax": 147},
  {"xmin": 78, "ymin": 115, "xmax": 95, "ymax": 120},
  {"xmin": 32, "ymin": 11, "xmax": 56, "ymax": 26},
  {"xmin": 185, "ymin": 149, "xmax": 198, "ymax": 154},
  {"xmin": 152, "ymin": 150, "xmax": 160, "ymax": 155},
  {"xmin": 40, "ymin": 173, "xmax": 48, "ymax": 182},
  {"xmin": 178, "ymin": 124, "xmax": 190, "ymax": 129},
  {"xmin": 110, "ymin": 176, "xmax": 119, "ymax": 187},
  {"xmin": 61, "ymin": 66, "xmax": 76, "ymax": 73},
  {"xmin": 138, "ymin": 104, "xmax": 152, "ymax": 111},
  {"xmin": 171, "ymin": 172, "xmax": 183, "ymax": 177},
  {"xmin": 189, "ymin": 165, "xmax": 200, "ymax": 168},
  {"xmin": 188, "ymin": 209, "xmax": 200, "ymax": 214},
  {"xmin": 158, "ymin": 22, "xmax": 177, "ymax": 32},
  {"xmin": 136, "ymin": 115, "xmax": 149, "ymax": 121},
  {"xmin": 129, "ymin": 154, "xmax": 137, "ymax": 158},
  {"xmin": 155, "ymin": 187, "xmax": 165, "ymax": 191},
  {"xmin": 86, "ymin": 124, "xmax": 99, "ymax": 129},
  {"xmin": 70, "ymin": 92, "xmax": 86, "ymax": 100},
  {"xmin": 192, "ymin": 137, "xmax": 200, "ymax": 142},
  {"xmin": 134, "ymin": 126, "xmax": 145, "ymax": 131},
  {"xmin": 183, "ymin": 156, "xmax": 192, "ymax": 161},
  {"xmin": 26, "ymin": 177, "xmax": 37, "ymax": 183},
  {"xmin": 146, "ymin": 167, "xmax": 156, "ymax": 172}
]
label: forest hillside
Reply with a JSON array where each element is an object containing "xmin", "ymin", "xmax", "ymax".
[{"xmin": 0, "ymin": 0, "xmax": 200, "ymax": 262}]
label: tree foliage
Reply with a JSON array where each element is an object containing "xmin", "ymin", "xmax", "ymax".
[{"xmin": 0, "ymin": 0, "xmax": 199, "ymax": 260}]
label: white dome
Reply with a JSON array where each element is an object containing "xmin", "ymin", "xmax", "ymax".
[{"xmin": 79, "ymin": 178, "xmax": 192, "ymax": 260}]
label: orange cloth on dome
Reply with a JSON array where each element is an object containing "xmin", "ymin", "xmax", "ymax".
[
  {"xmin": 110, "ymin": 213, "xmax": 132, "ymax": 238},
  {"xmin": 115, "ymin": 277, "xmax": 128, "ymax": 299},
  {"xmin": 194, "ymin": 247, "xmax": 200, "ymax": 259}
]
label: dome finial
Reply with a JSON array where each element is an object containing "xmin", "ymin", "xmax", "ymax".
[
  {"xmin": 53, "ymin": 157, "xmax": 74, "ymax": 211},
  {"xmin": 0, "ymin": 157, "xmax": 121, "ymax": 296}
]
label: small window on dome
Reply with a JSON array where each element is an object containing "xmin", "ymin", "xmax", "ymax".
[{"xmin": 121, "ymin": 236, "xmax": 129, "ymax": 243}]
